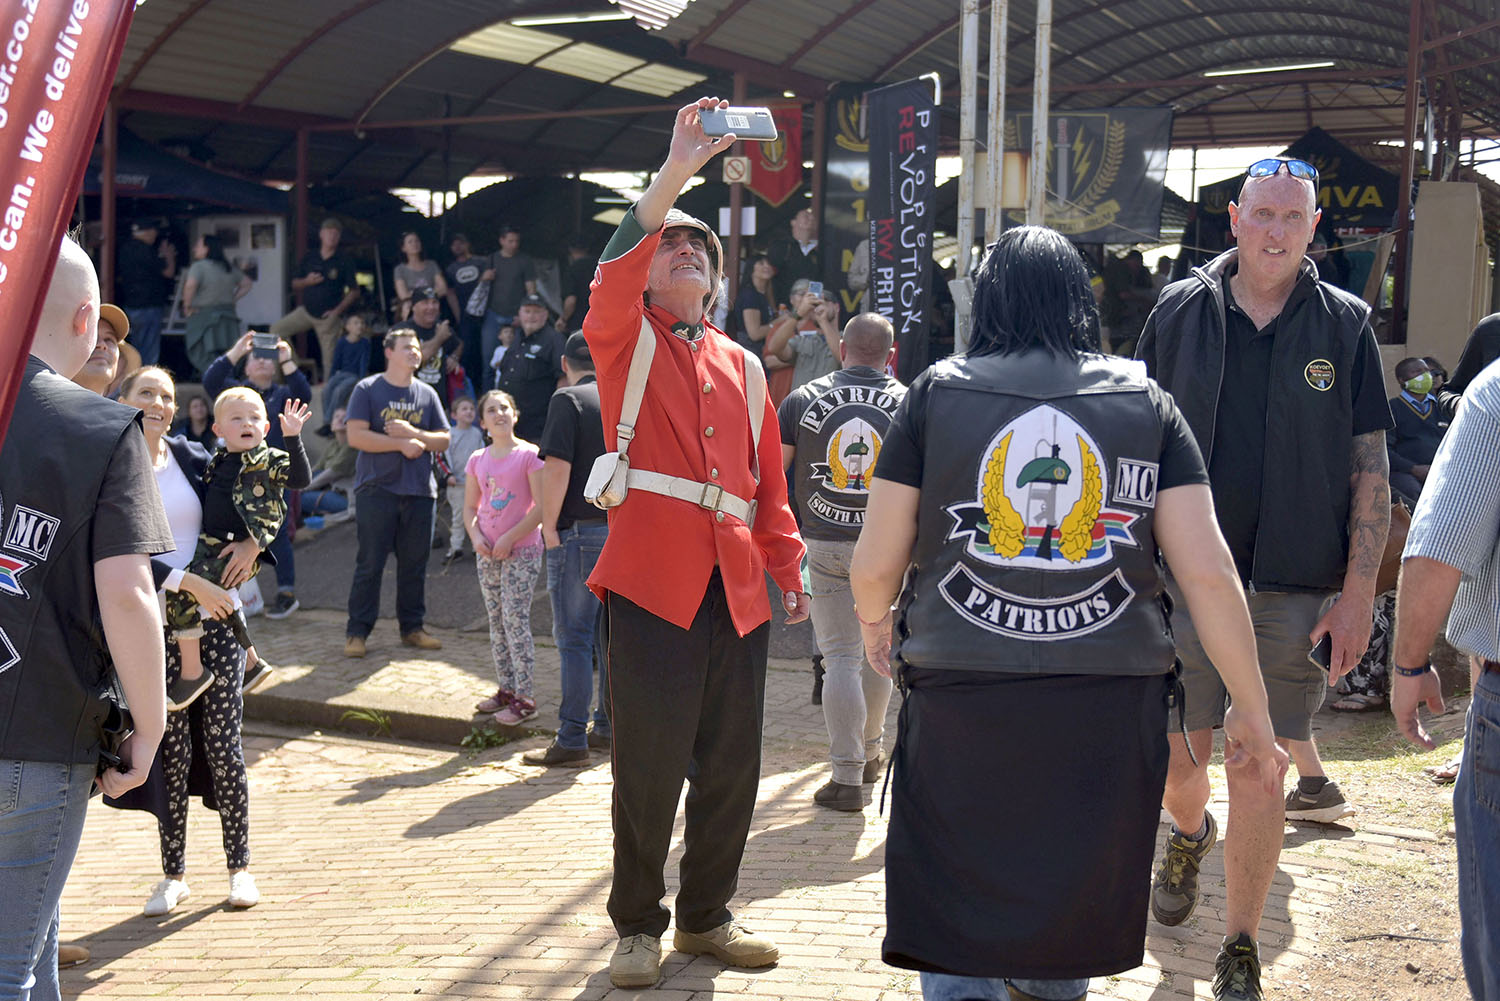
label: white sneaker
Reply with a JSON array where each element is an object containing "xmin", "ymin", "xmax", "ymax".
[
  {"xmin": 228, "ymin": 871, "xmax": 260, "ymax": 908},
  {"xmin": 143, "ymin": 878, "xmax": 190, "ymax": 916}
]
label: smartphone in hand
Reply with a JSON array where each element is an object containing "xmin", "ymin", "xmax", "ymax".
[
  {"xmin": 700, "ymin": 106, "xmax": 779, "ymax": 141},
  {"xmin": 251, "ymin": 331, "xmax": 279, "ymax": 361},
  {"xmin": 1307, "ymin": 633, "xmax": 1333, "ymax": 671}
]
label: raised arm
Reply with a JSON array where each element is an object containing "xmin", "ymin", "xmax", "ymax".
[{"xmin": 635, "ymin": 98, "xmax": 734, "ymax": 234}]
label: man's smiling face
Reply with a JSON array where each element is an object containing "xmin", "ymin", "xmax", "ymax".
[
  {"xmin": 647, "ymin": 225, "xmax": 712, "ymax": 302},
  {"xmin": 1229, "ymin": 172, "xmax": 1320, "ymax": 287}
]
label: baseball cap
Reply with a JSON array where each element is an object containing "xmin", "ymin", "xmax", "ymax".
[
  {"xmin": 517, "ymin": 293, "xmax": 549, "ymax": 311},
  {"xmin": 412, "ymin": 287, "xmax": 439, "ymax": 301},
  {"xmin": 129, "ymin": 217, "xmax": 163, "ymax": 234},
  {"xmin": 98, "ymin": 303, "xmax": 129, "ymax": 340},
  {"xmin": 563, "ymin": 331, "xmax": 591, "ymax": 364},
  {"xmin": 319, "ymin": 217, "xmax": 342, "ymax": 231}
]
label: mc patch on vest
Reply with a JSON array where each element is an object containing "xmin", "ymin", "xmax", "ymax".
[{"xmin": 942, "ymin": 403, "xmax": 1142, "ymax": 640}]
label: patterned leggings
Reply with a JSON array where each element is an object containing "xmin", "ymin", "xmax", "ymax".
[
  {"xmin": 1342, "ymin": 591, "xmax": 1395, "ymax": 699},
  {"xmin": 477, "ymin": 544, "xmax": 543, "ymax": 706},
  {"xmin": 158, "ymin": 620, "xmax": 249, "ymax": 874}
]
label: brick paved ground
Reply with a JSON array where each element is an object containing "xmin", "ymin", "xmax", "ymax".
[{"xmin": 56, "ymin": 603, "xmax": 1464, "ymax": 1000}]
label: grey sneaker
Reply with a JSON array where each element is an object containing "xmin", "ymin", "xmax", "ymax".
[
  {"xmin": 1213, "ymin": 933, "xmax": 1263, "ymax": 1000},
  {"xmin": 609, "ymin": 934, "xmax": 661, "ymax": 988},
  {"xmin": 1150, "ymin": 811, "xmax": 1217, "ymax": 926},
  {"xmin": 1284, "ymin": 780, "xmax": 1356, "ymax": 823}
]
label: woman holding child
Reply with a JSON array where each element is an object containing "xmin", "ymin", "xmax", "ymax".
[{"xmin": 106, "ymin": 367, "xmax": 273, "ymax": 917}]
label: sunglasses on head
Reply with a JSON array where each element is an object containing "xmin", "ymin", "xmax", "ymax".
[{"xmin": 1245, "ymin": 157, "xmax": 1319, "ymax": 183}]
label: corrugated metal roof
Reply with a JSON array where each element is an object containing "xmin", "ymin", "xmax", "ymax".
[{"xmin": 111, "ymin": 0, "xmax": 1500, "ymax": 191}]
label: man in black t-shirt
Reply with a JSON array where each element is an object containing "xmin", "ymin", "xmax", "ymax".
[
  {"xmin": 523, "ymin": 332, "xmax": 611, "ymax": 766},
  {"xmin": 495, "ymin": 294, "xmax": 563, "ymax": 441},
  {"xmin": 777, "ymin": 313, "xmax": 903, "ymax": 810},
  {"xmin": 1137, "ymin": 158, "xmax": 1395, "ymax": 1001},
  {"xmin": 272, "ymin": 218, "xmax": 360, "ymax": 381},
  {"xmin": 0, "ymin": 238, "xmax": 172, "ymax": 997},
  {"xmin": 115, "ymin": 217, "xmax": 177, "ymax": 367},
  {"xmin": 557, "ymin": 236, "xmax": 597, "ymax": 335},
  {"xmin": 408, "ymin": 288, "xmax": 461, "ymax": 409},
  {"xmin": 446, "ymin": 233, "xmax": 486, "ymax": 391}
]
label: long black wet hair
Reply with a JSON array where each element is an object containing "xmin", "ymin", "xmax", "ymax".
[{"xmin": 966, "ymin": 225, "xmax": 1100, "ymax": 358}]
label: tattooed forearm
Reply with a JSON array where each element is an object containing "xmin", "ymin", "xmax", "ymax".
[{"xmin": 1346, "ymin": 430, "xmax": 1390, "ymax": 585}]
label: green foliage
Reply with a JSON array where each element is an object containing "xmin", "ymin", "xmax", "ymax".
[
  {"xmin": 338, "ymin": 707, "xmax": 393, "ymax": 738},
  {"xmin": 461, "ymin": 725, "xmax": 513, "ymax": 754}
]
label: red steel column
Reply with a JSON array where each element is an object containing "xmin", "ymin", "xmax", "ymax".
[
  {"xmin": 101, "ymin": 99, "xmax": 118, "ymax": 301},
  {"xmin": 1392, "ymin": 0, "xmax": 1422, "ymax": 342}
]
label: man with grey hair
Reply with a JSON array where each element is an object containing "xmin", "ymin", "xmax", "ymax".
[
  {"xmin": 778, "ymin": 313, "xmax": 902, "ymax": 810},
  {"xmin": 0, "ymin": 238, "xmax": 171, "ymax": 1001},
  {"xmin": 582, "ymin": 98, "xmax": 807, "ymax": 990},
  {"xmin": 1136, "ymin": 157, "xmax": 1394, "ymax": 1001}
]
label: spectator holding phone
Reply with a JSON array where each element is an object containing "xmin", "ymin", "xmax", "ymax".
[
  {"xmin": 765, "ymin": 278, "xmax": 841, "ymax": 394},
  {"xmin": 204, "ymin": 331, "xmax": 315, "ymax": 620}
]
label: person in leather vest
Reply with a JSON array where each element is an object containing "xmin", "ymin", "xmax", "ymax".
[
  {"xmin": 1136, "ymin": 158, "xmax": 1394, "ymax": 1001},
  {"xmin": 0, "ymin": 237, "xmax": 171, "ymax": 1001},
  {"xmin": 850, "ymin": 226, "xmax": 1285, "ymax": 1001}
]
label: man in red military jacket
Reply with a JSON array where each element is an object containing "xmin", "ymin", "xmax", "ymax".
[{"xmin": 583, "ymin": 98, "xmax": 809, "ymax": 990}]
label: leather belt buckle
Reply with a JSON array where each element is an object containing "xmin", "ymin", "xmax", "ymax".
[{"xmin": 698, "ymin": 482, "xmax": 724, "ymax": 511}]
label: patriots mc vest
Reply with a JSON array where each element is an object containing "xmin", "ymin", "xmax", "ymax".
[
  {"xmin": 896, "ymin": 350, "xmax": 1176, "ymax": 677},
  {"xmin": 789, "ymin": 367, "xmax": 906, "ymax": 541},
  {"xmin": 0, "ymin": 363, "xmax": 142, "ymax": 763}
]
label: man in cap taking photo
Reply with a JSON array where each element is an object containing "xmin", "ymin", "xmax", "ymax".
[{"xmin": 582, "ymin": 98, "xmax": 807, "ymax": 990}]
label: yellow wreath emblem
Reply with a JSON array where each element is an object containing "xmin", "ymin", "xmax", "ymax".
[
  {"xmin": 981, "ymin": 432, "xmax": 1026, "ymax": 558},
  {"xmin": 1057, "ymin": 434, "xmax": 1102, "ymax": 562}
]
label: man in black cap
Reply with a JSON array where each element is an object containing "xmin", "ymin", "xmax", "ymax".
[
  {"xmin": 495, "ymin": 293, "xmax": 564, "ymax": 441},
  {"xmin": 115, "ymin": 218, "xmax": 176, "ymax": 367},
  {"xmin": 407, "ymin": 286, "xmax": 460, "ymax": 408},
  {"xmin": 523, "ymin": 331, "xmax": 612, "ymax": 766}
]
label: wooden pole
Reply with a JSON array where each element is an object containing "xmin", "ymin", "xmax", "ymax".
[
  {"xmin": 1026, "ymin": 0, "xmax": 1053, "ymax": 225},
  {"xmin": 985, "ymin": 0, "xmax": 1009, "ymax": 244},
  {"xmin": 1393, "ymin": 0, "xmax": 1423, "ymax": 344}
]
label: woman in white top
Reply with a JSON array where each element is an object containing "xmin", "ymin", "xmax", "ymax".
[{"xmin": 105, "ymin": 366, "xmax": 264, "ymax": 917}]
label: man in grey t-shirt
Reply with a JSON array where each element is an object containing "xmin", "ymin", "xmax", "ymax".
[
  {"xmin": 479, "ymin": 227, "xmax": 537, "ymax": 391},
  {"xmin": 765, "ymin": 278, "xmax": 841, "ymax": 390}
]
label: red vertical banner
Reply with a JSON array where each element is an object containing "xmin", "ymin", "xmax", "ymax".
[
  {"xmin": 746, "ymin": 105, "xmax": 804, "ymax": 208},
  {"xmin": 0, "ymin": 0, "xmax": 137, "ymax": 448}
]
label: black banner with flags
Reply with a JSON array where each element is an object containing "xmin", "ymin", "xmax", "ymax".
[
  {"xmin": 1002, "ymin": 107, "xmax": 1173, "ymax": 243},
  {"xmin": 867, "ymin": 77, "xmax": 938, "ymax": 383}
]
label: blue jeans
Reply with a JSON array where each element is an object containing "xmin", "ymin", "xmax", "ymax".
[
  {"xmin": 302, "ymin": 489, "xmax": 349, "ymax": 515},
  {"xmin": 479, "ymin": 310, "xmax": 513, "ymax": 391},
  {"xmin": 546, "ymin": 522, "xmax": 610, "ymax": 749},
  {"xmin": 122, "ymin": 305, "xmax": 163, "ymax": 367},
  {"xmin": 347, "ymin": 487, "xmax": 434, "ymax": 638},
  {"xmin": 265, "ymin": 489, "xmax": 296, "ymax": 595},
  {"xmin": 0, "ymin": 759, "xmax": 95, "ymax": 1001},
  {"xmin": 921, "ymin": 973, "xmax": 1090, "ymax": 1001},
  {"xmin": 1458, "ymin": 666, "xmax": 1500, "ymax": 1000}
]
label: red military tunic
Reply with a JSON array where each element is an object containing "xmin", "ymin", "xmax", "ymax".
[{"xmin": 583, "ymin": 210, "xmax": 804, "ymax": 636}]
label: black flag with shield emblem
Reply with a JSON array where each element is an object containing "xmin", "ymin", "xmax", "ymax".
[{"xmin": 1002, "ymin": 107, "xmax": 1174, "ymax": 243}]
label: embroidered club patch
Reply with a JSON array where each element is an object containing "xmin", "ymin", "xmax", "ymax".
[{"xmin": 1305, "ymin": 359, "xmax": 1335, "ymax": 391}]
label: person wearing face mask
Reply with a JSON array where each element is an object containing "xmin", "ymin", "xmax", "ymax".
[{"xmin": 1387, "ymin": 357, "xmax": 1449, "ymax": 505}]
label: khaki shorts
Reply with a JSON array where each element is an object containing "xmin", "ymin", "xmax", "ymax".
[{"xmin": 1166, "ymin": 581, "xmax": 1331, "ymax": 741}]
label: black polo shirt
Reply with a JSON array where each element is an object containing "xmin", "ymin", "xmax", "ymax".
[
  {"xmin": 496, "ymin": 326, "xmax": 564, "ymax": 441},
  {"xmin": 537, "ymin": 375, "xmax": 608, "ymax": 530},
  {"xmin": 1209, "ymin": 273, "xmax": 1391, "ymax": 581},
  {"xmin": 296, "ymin": 250, "xmax": 357, "ymax": 316}
]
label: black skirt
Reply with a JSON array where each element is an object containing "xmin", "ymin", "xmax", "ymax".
[{"xmin": 882, "ymin": 668, "xmax": 1172, "ymax": 980}]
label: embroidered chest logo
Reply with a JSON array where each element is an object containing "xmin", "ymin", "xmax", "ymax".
[
  {"xmin": 4, "ymin": 506, "xmax": 59, "ymax": 560},
  {"xmin": 1305, "ymin": 359, "xmax": 1335, "ymax": 391},
  {"xmin": 941, "ymin": 404, "xmax": 1141, "ymax": 640},
  {"xmin": 798, "ymin": 383, "xmax": 902, "ymax": 527}
]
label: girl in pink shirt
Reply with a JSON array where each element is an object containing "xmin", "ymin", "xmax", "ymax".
[{"xmin": 465, "ymin": 390, "xmax": 545, "ymax": 725}]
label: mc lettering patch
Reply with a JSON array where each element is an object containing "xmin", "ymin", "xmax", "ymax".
[
  {"xmin": 1112, "ymin": 459, "xmax": 1159, "ymax": 508},
  {"xmin": 939, "ymin": 564, "xmax": 1136, "ymax": 640},
  {"xmin": 4, "ymin": 506, "xmax": 59, "ymax": 560}
]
